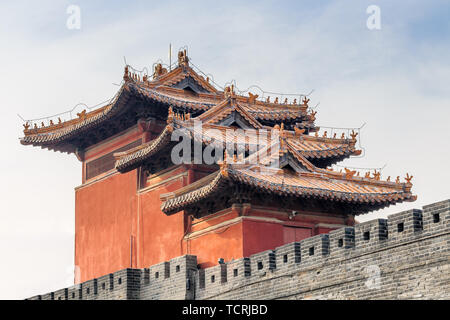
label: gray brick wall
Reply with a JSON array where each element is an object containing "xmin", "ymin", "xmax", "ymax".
[{"xmin": 27, "ymin": 199, "xmax": 450, "ymax": 300}]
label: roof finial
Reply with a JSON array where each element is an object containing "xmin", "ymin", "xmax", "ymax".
[
  {"xmin": 224, "ymin": 84, "xmax": 235, "ymax": 99},
  {"xmin": 294, "ymin": 127, "xmax": 305, "ymax": 137},
  {"xmin": 344, "ymin": 168, "xmax": 357, "ymax": 178},
  {"xmin": 178, "ymin": 49, "xmax": 189, "ymax": 67},
  {"xmin": 124, "ymin": 65, "xmax": 129, "ymax": 81},
  {"xmin": 154, "ymin": 63, "xmax": 168, "ymax": 79},
  {"xmin": 220, "ymin": 150, "xmax": 229, "ymax": 177},
  {"xmin": 77, "ymin": 110, "xmax": 87, "ymax": 120},
  {"xmin": 280, "ymin": 123, "xmax": 287, "ymax": 140},
  {"xmin": 302, "ymin": 97, "xmax": 310, "ymax": 107},
  {"xmin": 405, "ymin": 173, "xmax": 413, "ymax": 184},
  {"xmin": 372, "ymin": 170, "xmax": 381, "ymax": 181},
  {"xmin": 350, "ymin": 130, "xmax": 358, "ymax": 140},
  {"xmin": 248, "ymin": 92, "xmax": 258, "ymax": 104},
  {"xmin": 167, "ymin": 106, "xmax": 174, "ymax": 124}
]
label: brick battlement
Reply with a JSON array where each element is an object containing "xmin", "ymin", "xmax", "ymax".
[{"xmin": 28, "ymin": 199, "xmax": 450, "ymax": 300}]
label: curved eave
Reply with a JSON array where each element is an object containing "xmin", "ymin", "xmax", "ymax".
[
  {"xmin": 20, "ymin": 83, "xmax": 132, "ymax": 151},
  {"xmin": 160, "ymin": 168, "xmax": 416, "ymax": 215},
  {"xmin": 20, "ymin": 81, "xmax": 216, "ymax": 152},
  {"xmin": 21, "ymin": 81, "xmax": 315, "ymax": 153},
  {"xmin": 287, "ymin": 137, "xmax": 360, "ymax": 166},
  {"xmin": 115, "ymin": 122, "xmax": 361, "ymax": 174},
  {"xmin": 302, "ymin": 147, "xmax": 361, "ymax": 167},
  {"xmin": 115, "ymin": 125, "xmax": 174, "ymax": 173}
]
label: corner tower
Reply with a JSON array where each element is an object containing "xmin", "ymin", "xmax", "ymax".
[{"xmin": 20, "ymin": 50, "xmax": 416, "ymax": 282}]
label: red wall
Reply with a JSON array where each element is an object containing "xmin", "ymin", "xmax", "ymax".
[
  {"xmin": 138, "ymin": 166, "xmax": 187, "ymax": 268},
  {"xmin": 75, "ymin": 170, "xmax": 137, "ymax": 282},
  {"xmin": 187, "ymin": 222, "xmax": 243, "ymax": 268},
  {"xmin": 74, "ymin": 127, "xmax": 353, "ymax": 282}
]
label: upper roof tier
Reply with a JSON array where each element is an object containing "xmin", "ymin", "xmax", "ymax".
[
  {"xmin": 114, "ymin": 107, "xmax": 361, "ymax": 173},
  {"xmin": 20, "ymin": 50, "xmax": 317, "ymax": 153}
]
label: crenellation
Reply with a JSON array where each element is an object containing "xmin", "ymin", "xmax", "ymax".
[
  {"xmin": 250, "ymin": 250, "xmax": 276, "ymax": 277},
  {"xmin": 149, "ymin": 261, "xmax": 170, "ymax": 282},
  {"xmin": 66, "ymin": 284, "xmax": 80, "ymax": 300},
  {"xmin": 96, "ymin": 273, "xmax": 111, "ymax": 299},
  {"xmin": 226, "ymin": 258, "xmax": 251, "ymax": 283},
  {"xmin": 54, "ymin": 288, "xmax": 67, "ymax": 300},
  {"xmin": 274, "ymin": 242, "xmax": 301, "ymax": 272},
  {"xmin": 41, "ymin": 292, "xmax": 54, "ymax": 300},
  {"xmin": 354, "ymin": 219, "xmax": 388, "ymax": 251},
  {"xmin": 125, "ymin": 269, "xmax": 142, "ymax": 300},
  {"xmin": 300, "ymin": 234, "xmax": 329, "ymax": 265},
  {"xmin": 28, "ymin": 199, "xmax": 450, "ymax": 300},
  {"xmin": 387, "ymin": 209, "xmax": 423, "ymax": 243},
  {"xmin": 204, "ymin": 264, "xmax": 227, "ymax": 289},
  {"xmin": 83, "ymin": 278, "xmax": 97, "ymax": 300},
  {"xmin": 166, "ymin": 255, "xmax": 197, "ymax": 300},
  {"xmin": 109, "ymin": 273, "xmax": 114, "ymax": 291},
  {"xmin": 422, "ymin": 199, "xmax": 449, "ymax": 234},
  {"xmin": 329, "ymin": 227, "xmax": 355, "ymax": 258},
  {"xmin": 106, "ymin": 269, "xmax": 124, "ymax": 299},
  {"xmin": 197, "ymin": 268, "xmax": 206, "ymax": 290},
  {"xmin": 169, "ymin": 255, "xmax": 197, "ymax": 275},
  {"xmin": 141, "ymin": 255, "xmax": 197, "ymax": 300},
  {"xmin": 142, "ymin": 268, "xmax": 150, "ymax": 285}
]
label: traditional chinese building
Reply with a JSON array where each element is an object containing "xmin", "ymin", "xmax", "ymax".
[{"xmin": 20, "ymin": 50, "xmax": 416, "ymax": 283}]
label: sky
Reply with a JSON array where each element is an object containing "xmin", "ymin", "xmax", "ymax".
[{"xmin": 0, "ymin": 0, "xmax": 449, "ymax": 299}]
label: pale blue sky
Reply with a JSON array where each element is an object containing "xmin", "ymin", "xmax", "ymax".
[{"xmin": 0, "ymin": 1, "xmax": 449, "ymax": 299}]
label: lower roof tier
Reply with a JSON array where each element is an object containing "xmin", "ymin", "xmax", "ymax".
[
  {"xmin": 160, "ymin": 166, "xmax": 416, "ymax": 217},
  {"xmin": 114, "ymin": 118, "xmax": 360, "ymax": 172}
]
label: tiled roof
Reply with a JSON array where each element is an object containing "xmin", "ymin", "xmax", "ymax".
[
  {"xmin": 150, "ymin": 65, "xmax": 218, "ymax": 94},
  {"xmin": 287, "ymin": 135, "xmax": 360, "ymax": 160},
  {"xmin": 21, "ymin": 64, "xmax": 314, "ymax": 151},
  {"xmin": 196, "ymin": 99, "xmax": 263, "ymax": 129},
  {"xmin": 160, "ymin": 146, "xmax": 416, "ymax": 215},
  {"xmin": 114, "ymin": 117, "xmax": 360, "ymax": 173}
]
